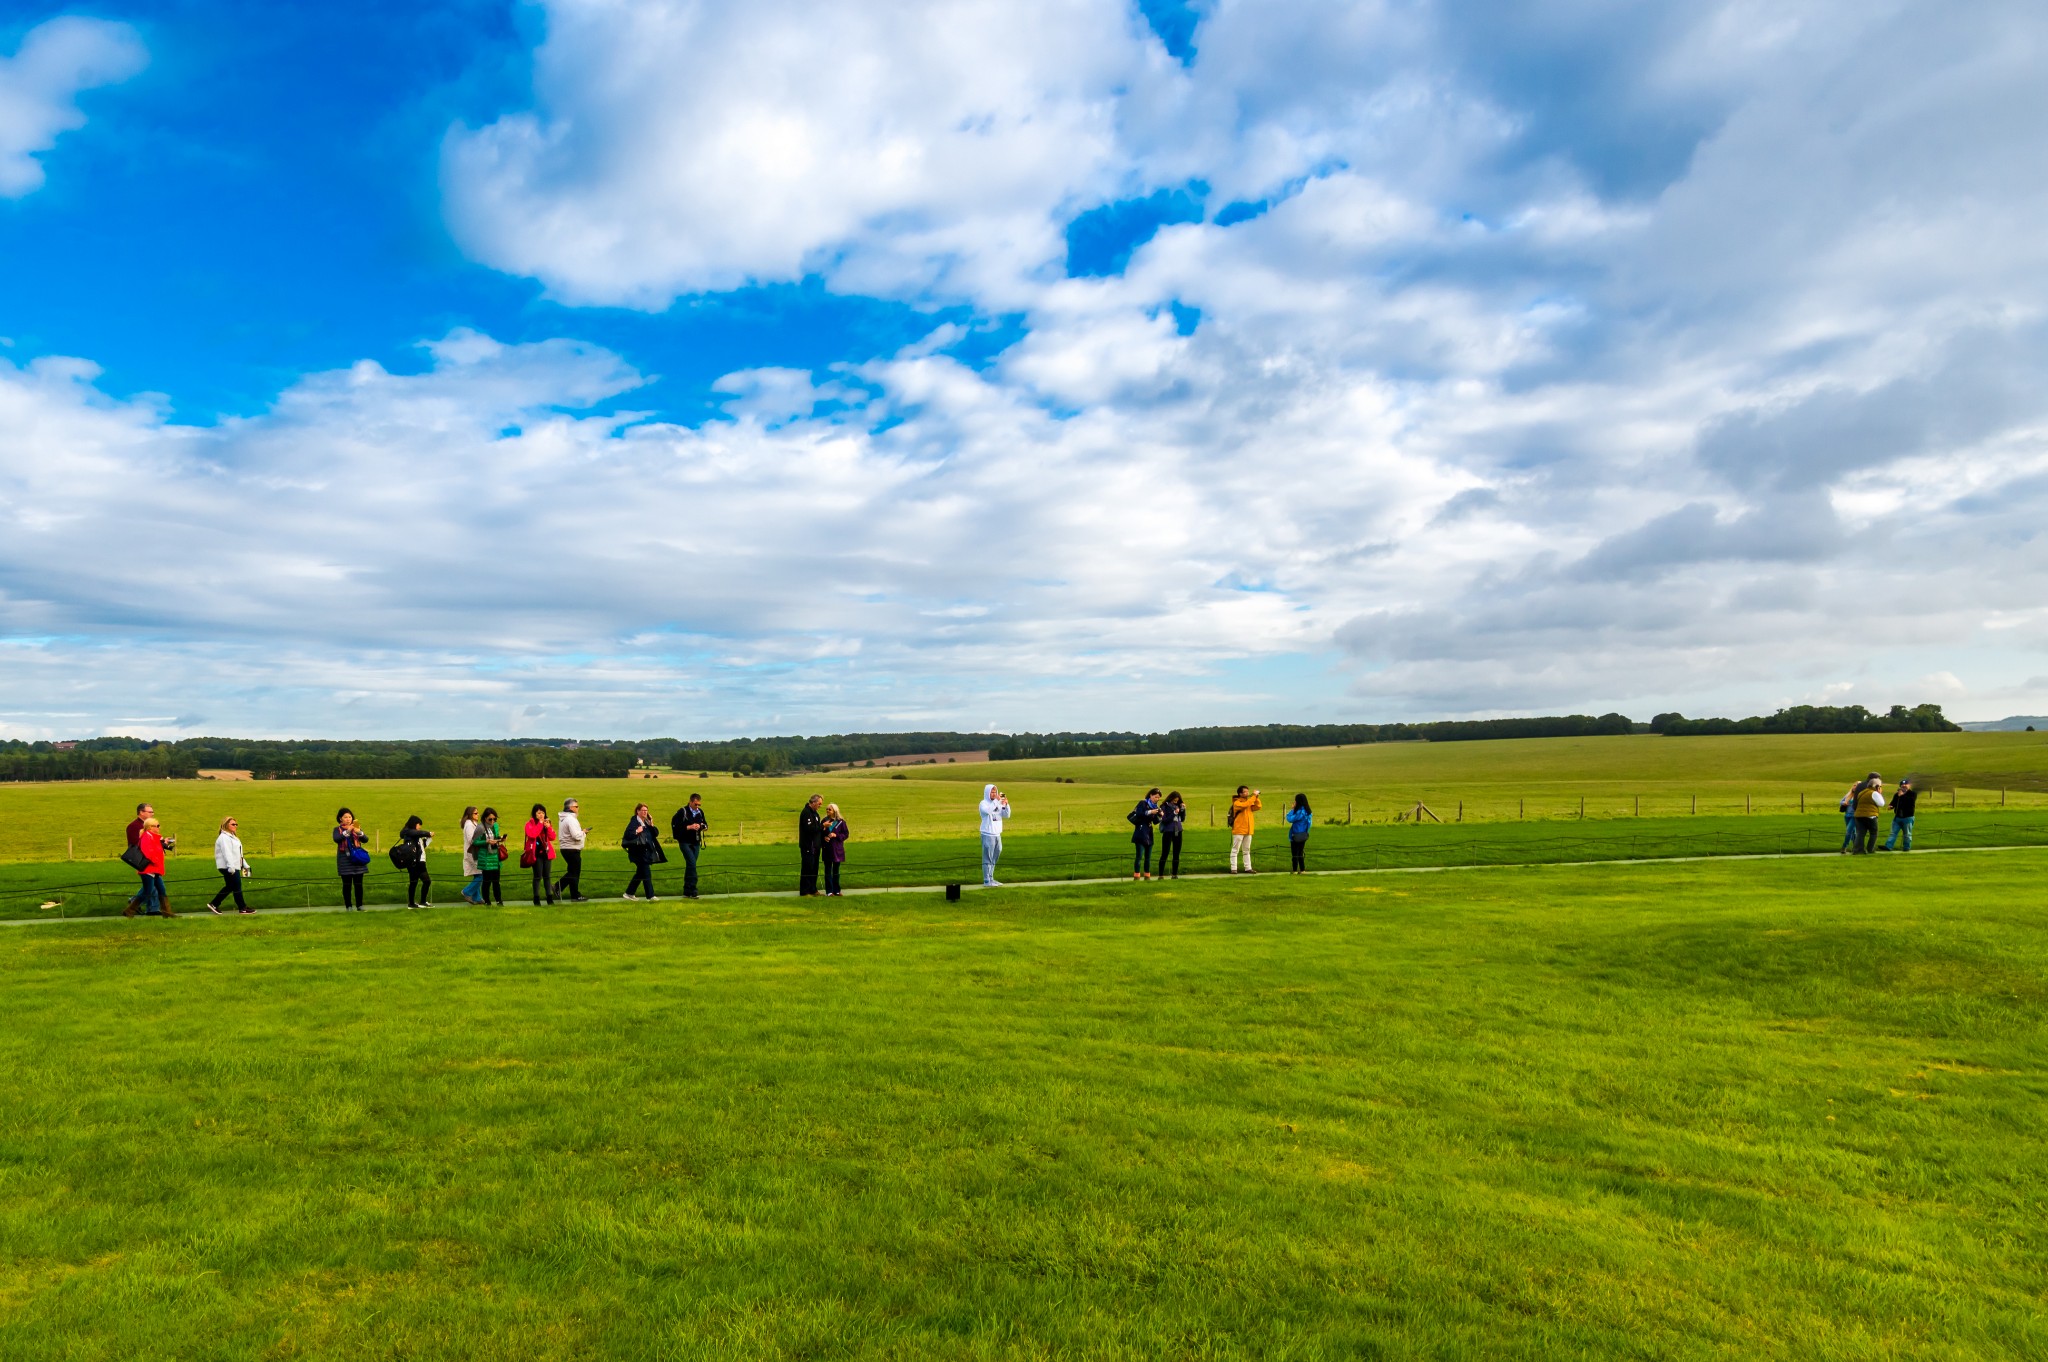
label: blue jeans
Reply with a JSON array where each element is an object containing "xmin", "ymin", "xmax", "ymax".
[
  {"xmin": 1840, "ymin": 811, "xmax": 1857, "ymax": 851},
  {"xmin": 680, "ymin": 841, "xmax": 700, "ymax": 896},
  {"xmin": 138, "ymin": 874, "xmax": 165, "ymax": 914},
  {"xmin": 981, "ymin": 834, "xmax": 1002, "ymax": 884},
  {"xmin": 1885, "ymin": 816, "xmax": 1915, "ymax": 851}
]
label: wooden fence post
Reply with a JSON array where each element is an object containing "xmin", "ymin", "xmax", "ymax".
[
  {"xmin": 1346, "ymin": 801, "xmax": 1352, "ymax": 823},
  {"xmin": 1578, "ymin": 795, "xmax": 1585, "ymax": 819},
  {"xmin": 270, "ymin": 831, "xmax": 276, "ymax": 856},
  {"xmin": 2001, "ymin": 788, "xmax": 2006, "ymax": 807},
  {"xmin": 897, "ymin": 815, "xmax": 903, "ymax": 839},
  {"xmin": 1745, "ymin": 795, "xmax": 1750, "ymax": 815},
  {"xmin": 67, "ymin": 836, "xmax": 73, "ymax": 860},
  {"xmin": 1691, "ymin": 794, "xmax": 1696, "ymax": 815},
  {"xmin": 1519, "ymin": 798, "xmax": 1524, "ymax": 820},
  {"xmin": 1457, "ymin": 801, "xmax": 1463, "ymax": 822},
  {"xmin": 1800, "ymin": 792, "xmax": 1805, "ymax": 813},
  {"xmin": 1210, "ymin": 804, "xmax": 1215, "ymax": 827},
  {"xmin": 1634, "ymin": 795, "xmax": 1639, "ymax": 817},
  {"xmin": 738, "ymin": 821, "xmax": 744, "ymax": 845}
]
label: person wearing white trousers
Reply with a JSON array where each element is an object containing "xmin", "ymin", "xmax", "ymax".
[{"xmin": 978, "ymin": 783, "xmax": 1010, "ymax": 886}]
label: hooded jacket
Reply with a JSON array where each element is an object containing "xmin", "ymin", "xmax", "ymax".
[
  {"xmin": 1229, "ymin": 793, "xmax": 1262, "ymax": 835},
  {"xmin": 979, "ymin": 785, "xmax": 1011, "ymax": 837}
]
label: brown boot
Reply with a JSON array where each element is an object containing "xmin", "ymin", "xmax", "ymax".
[
  {"xmin": 123, "ymin": 902, "xmax": 139, "ymax": 917},
  {"xmin": 159, "ymin": 904, "xmax": 176, "ymax": 917}
]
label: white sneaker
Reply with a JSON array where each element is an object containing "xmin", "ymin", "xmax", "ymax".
[{"xmin": 985, "ymin": 880, "xmax": 1003, "ymax": 888}]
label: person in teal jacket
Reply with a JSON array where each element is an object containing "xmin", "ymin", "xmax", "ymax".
[{"xmin": 1285, "ymin": 794, "xmax": 1313, "ymax": 874}]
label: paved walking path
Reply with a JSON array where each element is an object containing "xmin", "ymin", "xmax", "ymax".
[{"xmin": 4, "ymin": 842, "xmax": 2035, "ymax": 927}]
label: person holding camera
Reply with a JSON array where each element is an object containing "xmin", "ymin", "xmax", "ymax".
[
  {"xmin": 1882, "ymin": 779, "xmax": 1918, "ymax": 851},
  {"xmin": 1228, "ymin": 785, "xmax": 1263, "ymax": 873},
  {"xmin": 822, "ymin": 803, "xmax": 850, "ymax": 896},
  {"xmin": 122, "ymin": 802, "xmax": 156, "ymax": 915},
  {"xmin": 1129, "ymin": 788, "xmax": 1163, "ymax": 880},
  {"xmin": 671, "ymin": 793, "xmax": 707, "ymax": 898},
  {"xmin": 1851, "ymin": 776, "xmax": 1886, "ymax": 855},
  {"xmin": 335, "ymin": 807, "xmax": 370, "ymax": 909},
  {"xmin": 210, "ymin": 815, "xmax": 253, "ymax": 914},
  {"xmin": 1158, "ymin": 791, "xmax": 1187, "ymax": 879},
  {"xmin": 473, "ymin": 807, "xmax": 508, "ymax": 904},
  {"xmin": 129, "ymin": 816, "xmax": 175, "ymax": 917},
  {"xmin": 978, "ymin": 784, "xmax": 1011, "ymax": 886},
  {"xmin": 522, "ymin": 803, "xmax": 558, "ymax": 905}
]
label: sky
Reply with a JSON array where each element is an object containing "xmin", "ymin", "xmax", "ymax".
[{"xmin": 2, "ymin": 0, "xmax": 2046, "ymax": 741}]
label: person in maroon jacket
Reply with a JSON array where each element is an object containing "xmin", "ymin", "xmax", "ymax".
[{"xmin": 122, "ymin": 801, "xmax": 154, "ymax": 914}]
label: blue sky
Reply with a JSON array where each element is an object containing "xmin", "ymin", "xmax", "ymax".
[{"xmin": 2, "ymin": 0, "xmax": 2046, "ymax": 739}]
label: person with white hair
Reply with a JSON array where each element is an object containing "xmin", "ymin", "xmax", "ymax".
[
  {"xmin": 978, "ymin": 783, "xmax": 1010, "ymax": 887},
  {"xmin": 556, "ymin": 798, "xmax": 588, "ymax": 901}
]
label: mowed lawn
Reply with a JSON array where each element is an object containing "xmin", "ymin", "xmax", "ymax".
[{"xmin": 2, "ymin": 856, "xmax": 2045, "ymax": 1359}]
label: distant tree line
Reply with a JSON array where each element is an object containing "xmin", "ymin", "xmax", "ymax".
[
  {"xmin": 0, "ymin": 706, "xmax": 1959, "ymax": 782},
  {"xmin": 1649, "ymin": 704, "xmax": 1958, "ymax": 735},
  {"xmin": 0, "ymin": 737, "xmax": 636, "ymax": 782},
  {"xmin": 986, "ymin": 715, "xmax": 1638, "ymax": 761},
  {"xmin": 635, "ymin": 732, "xmax": 1002, "ymax": 775}
]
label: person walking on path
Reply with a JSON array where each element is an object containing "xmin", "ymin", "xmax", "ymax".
[
  {"xmin": 798, "ymin": 795, "xmax": 826, "ymax": 896},
  {"xmin": 209, "ymin": 816, "xmax": 252, "ymax": 914},
  {"xmin": 978, "ymin": 783, "xmax": 1011, "ymax": 886},
  {"xmin": 399, "ymin": 815, "xmax": 434, "ymax": 908},
  {"xmin": 1157, "ymin": 792, "xmax": 1187, "ymax": 879},
  {"xmin": 1228, "ymin": 786, "xmax": 1263, "ymax": 873},
  {"xmin": 556, "ymin": 799, "xmax": 588, "ymax": 901},
  {"xmin": 1882, "ymin": 779, "xmax": 1919, "ymax": 851},
  {"xmin": 1285, "ymin": 794, "xmax": 1313, "ymax": 873},
  {"xmin": 622, "ymin": 803, "xmax": 662, "ymax": 901},
  {"xmin": 1852, "ymin": 777, "xmax": 1886, "ymax": 855},
  {"xmin": 670, "ymin": 794, "xmax": 708, "ymax": 898},
  {"xmin": 472, "ymin": 808, "xmax": 507, "ymax": 905},
  {"xmin": 459, "ymin": 805, "xmax": 483, "ymax": 904},
  {"xmin": 123, "ymin": 802, "xmax": 155, "ymax": 914},
  {"xmin": 822, "ymin": 803, "xmax": 850, "ymax": 896},
  {"xmin": 335, "ymin": 808, "xmax": 370, "ymax": 910},
  {"xmin": 522, "ymin": 804, "xmax": 558, "ymax": 905},
  {"xmin": 133, "ymin": 817, "xmax": 174, "ymax": 916},
  {"xmin": 1129, "ymin": 788, "xmax": 1163, "ymax": 880}
]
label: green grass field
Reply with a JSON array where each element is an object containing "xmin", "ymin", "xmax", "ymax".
[
  {"xmin": 6, "ymin": 731, "xmax": 2048, "ymax": 866},
  {"xmin": 2, "ymin": 854, "xmax": 2044, "ymax": 1358}
]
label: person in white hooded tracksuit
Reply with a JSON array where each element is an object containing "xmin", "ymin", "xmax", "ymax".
[{"xmin": 978, "ymin": 784, "xmax": 1010, "ymax": 886}]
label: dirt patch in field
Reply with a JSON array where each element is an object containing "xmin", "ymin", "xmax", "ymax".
[{"xmin": 197, "ymin": 769, "xmax": 255, "ymax": 781}]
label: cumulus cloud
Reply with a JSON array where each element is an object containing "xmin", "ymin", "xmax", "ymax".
[
  {"xmin": 0, "ymin": 16, "xmax": 145, "ymax": 197},
  {"xmin": 14, "ymin": 0, "xmax": 2048, "ymax": 734}
]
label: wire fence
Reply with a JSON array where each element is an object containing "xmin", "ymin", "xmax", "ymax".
[{"xmin": 7, "ymin": 813, "xmax": 2041, "ymax": 921}]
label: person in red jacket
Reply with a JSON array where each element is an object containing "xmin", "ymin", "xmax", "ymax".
[
  {"xmin": 522, "ymin": 803, "xmax": 558, "ymax": 904},
  {"xmin": 134, "ymin": 816, "xmax": 174, "ymax": 917},
  {"xmin": 122, "ymin": 801, "xmax": 154, "ymax": 915}
]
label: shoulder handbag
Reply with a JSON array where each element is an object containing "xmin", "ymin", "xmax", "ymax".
[
  {"xmin": 119, "ymin": 844, "xmax": 148, "ymax": 872},
  {"xmin": 345, "ymin": 833, "xmax": 371, "ymax": 866}
]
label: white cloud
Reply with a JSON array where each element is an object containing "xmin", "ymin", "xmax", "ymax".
[{"xmin": 0, "ymin": 16, "xmax": 145, "ymax": 197}]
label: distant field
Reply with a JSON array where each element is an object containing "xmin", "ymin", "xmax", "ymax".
[
  {"xmin": 5, "ymin": 731, "xmax": 2046, "ymax": 864},
  {"xmin": 2, "ymin": 856, "xmax": 2042, "ymax": 1358}
]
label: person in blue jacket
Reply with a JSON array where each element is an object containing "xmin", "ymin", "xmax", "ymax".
[
  {"xmin": 1157, "ymin": 791, "xmax": 1187, "ymax": 879},
  {"xmin": 1129, "ymin": 787, "xmax": 1163, "ymax": 880},
  {"xmin": 1285, "ymin": 793, "xmax": 1313, "ymax": 873}
]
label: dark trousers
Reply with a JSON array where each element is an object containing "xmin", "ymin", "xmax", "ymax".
[
  {"xmin": 800, "ymin": 848, "xmax": 820, "ymax": 895},
  {"xmin": 340, "ymin": 875, "xmax": 365, "ymax": 909},
  {"xmin": 407, "ymin": 863, "xmax": 432, "ymax": 906},
  {"xmin": 824, "ymin": 857, "xmax": 842, "ymax": 894},
  {"xmin": 1290, "ymin": 839, "xmax": 1307, "ymax": 872},
  {"xmin": 556, "ymin": 849, "xmax": 583, "ymax": 898},
  {"xmin": 1158, "ymin": 833, "xmax": 1182, "ymax": 877},
  {"xmin": 625, "ymin": 862, "xmax": 655, "ymax": 899},
  {"xmin": 1854, "ymin": 816, "xmax": 1878, "ymax": 854},
  {"xmin": 210, "ymin": 870, "xmax": 247, "ymax": 910},
  {"xmin": 530, "ymin": 859, "xmax": 556, "ymax": 904},
  {"xmin": 680, "ymin": 841, "xmax": 700, "ymax": 896},
  {"xmin": 1133, "ymin": 842, "xmax": 1152, "ymax": 873},
  {"xmin": 481, "ymin": 868, "xmax": 503, "ymax": 904}
]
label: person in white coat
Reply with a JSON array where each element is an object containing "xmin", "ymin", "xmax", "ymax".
[
  {"xmin": 209, "ymin": 815, "xmax": 253, "ymax": 914},
  {"xmin": 978, "ymin": 784, "xmax": 1011, "ymax": 887},
  {"xmin": 555, "ymin": 798, "xmax": 589, "ymax": 901},
  {"xmin": 458, "ymin": 804, "xmax": 482, "ymax": 904}
]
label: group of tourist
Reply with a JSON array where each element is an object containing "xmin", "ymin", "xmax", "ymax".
[{"xmin": 1839, "ymin": 773, "xmax": 1917, "ymax": 854}]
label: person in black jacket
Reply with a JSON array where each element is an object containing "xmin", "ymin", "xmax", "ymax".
[
  {"xmin": 671, "ymin": 793, "xmax": 708, "ymax": 897},
  {"xmin": 622, "ymin": 803, "xmax": 662, "ymax": 900},
  {"xmin": 399, "ymin": 815, "xmax": 433, "ymax": 908},
  {"xmin": 1881, "ymin": 779, "xmax": 1919, "ymax": 851},
  {"xmin": 1129, "ymin": 788, "xmax": 1163, "ymax": 880},
  {"xmin": 798, "ymin": 794, "xmax": 825, "ymax": 896},
  {"xmin": 1157, "ymin": 791, "xmax": 1187, "ymax": 879}
]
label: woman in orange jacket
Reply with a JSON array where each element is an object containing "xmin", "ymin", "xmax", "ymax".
[{"xmin": 1228, "ymin": 786, "xmax": 1262, "ymax": 873}]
